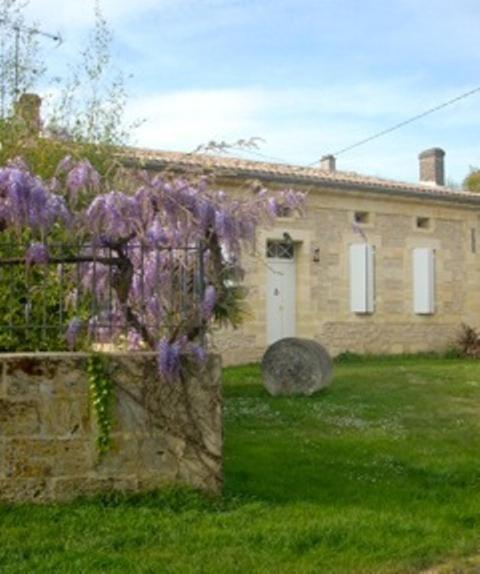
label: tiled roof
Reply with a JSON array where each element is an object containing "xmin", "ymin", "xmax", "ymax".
[{"xmin": 122, "ymin": 147, "xmax": 480, "ymax": 206}]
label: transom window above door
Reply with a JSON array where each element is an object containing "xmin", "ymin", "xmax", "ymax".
[{"xmin": 266, "ymin": 240, "xmax": 294, "ymax": 259}]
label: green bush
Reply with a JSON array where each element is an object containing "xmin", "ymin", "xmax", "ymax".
[{"xmin": 463, "ymin": 168, "xmax": 480, "ymax": 193}]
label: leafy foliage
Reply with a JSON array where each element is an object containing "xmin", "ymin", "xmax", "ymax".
[
  {"xmin": 456, "ymin": 323, "xmax": 480, "ymax": 357},
  {"xmin": 47, "ymin": 0, "xmax": 134, "ymax": 147},
  {"xmin": 87, "ymin": 354, "xmax": 114, "ymax": 458},
  {"xmin": 463, "ymin": 168, "xmax": 480, "ymax": 193},
  {"xmin": 0, "ymin": 227, "xmax": 95, "ymax": 352},
  {"xmin": 0, "ymin": 256, "xmax": 67, "ymax": 351},
  {"xmin": 0, "ymin": 0, "xmax": 132, "ymax": 148},
  {"xmin": 0, "ymin": 0, "xmax": 46, "ymax": 119}
]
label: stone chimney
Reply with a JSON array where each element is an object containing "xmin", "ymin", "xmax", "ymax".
[
  {"xmin": 14, "ymin": 93, "xmax": 42, "ymax": 136},
  {"xmin": 320, "ymin": 154, "xmax": 336, "ymax": 173},
  {"xmin": 418, "ymin": 148, "xmax": 445, "ymax": 186}
]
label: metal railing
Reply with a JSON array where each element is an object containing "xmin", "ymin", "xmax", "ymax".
[{"xmin": 0, "ymin": 241, "xmax": 205, "ymax": 351}]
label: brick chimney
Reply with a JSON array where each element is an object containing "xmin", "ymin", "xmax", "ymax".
[
  {"xmin": 320, "ymin": 154, "xmax": 336, "ymax": 173},
  {"xmin": 14, "ymin": 93, "xmax": 42, "ymax": 136},
  {"xmin": 419, "ymin": 148, "xmax": 445, "ymax": 186}
]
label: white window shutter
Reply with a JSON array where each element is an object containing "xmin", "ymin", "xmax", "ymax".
[
  {"xmin": 366, "ymin": 244, "xmax": 375, "ymax": 313},
  {"xmin": 413, "ymin": 248, "xmax": 435, "ymax": 314},
  {"xmin": 350, "ymin": 243, "xmax": 375, "ymax": 313}
]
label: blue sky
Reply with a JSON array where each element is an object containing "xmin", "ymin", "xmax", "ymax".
[{"xmin": 23, "ymin": 0, "xmax": 480, "ymax": 185}]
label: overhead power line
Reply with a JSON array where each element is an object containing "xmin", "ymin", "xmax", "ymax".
[
  {"xmin": 233, "ymin": 146, "xmax": 294, "ymax": 164},
  {"xmin": 310, "ymin": 84, "xmax": 480, "ymax": 165}
]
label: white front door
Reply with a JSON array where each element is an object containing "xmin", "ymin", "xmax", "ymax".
[{"xmin": 266, "ymin": 240, "xmax": 296, "ymax": 345}]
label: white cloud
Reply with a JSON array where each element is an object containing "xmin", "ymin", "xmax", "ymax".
[
  {"xmin": 23, "ymin": 0, "xmax": 164, "ymax": 29},
  {"xmin": 124, "ymin": 83, "xmax": 480, "ymax": 185},
  {"xmin": 126, "ymin": 88, "xmax": 267, "ymax": 151}
]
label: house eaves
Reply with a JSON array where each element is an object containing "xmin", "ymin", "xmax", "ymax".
[{"xmin": 121, "ymin": 148, "xmax": 480, "ymax": 208}]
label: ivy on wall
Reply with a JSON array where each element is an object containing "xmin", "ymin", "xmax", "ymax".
[{"xmin": 87, "ymin": 354, "xmax": 114, "ymax": 459}]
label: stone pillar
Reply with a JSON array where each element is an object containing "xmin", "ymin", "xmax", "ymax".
[{"xmin": 419, "ymin": 148, "xmax": 445, "ymax": 186}]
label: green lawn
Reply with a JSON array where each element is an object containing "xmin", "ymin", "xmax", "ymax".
[{"xmin": 2, "ymin": 356, "xmax": 480, "ymax": 573}]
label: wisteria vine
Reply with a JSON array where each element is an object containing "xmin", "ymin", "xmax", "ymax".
[{"xmin": 0, "ymin": 156, "xmax": 305, "ymax": 378}]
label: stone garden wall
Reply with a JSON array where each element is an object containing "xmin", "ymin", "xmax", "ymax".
[{"xmin": 0, "ymin": 352, "xmax": 222, "ymax": 503}]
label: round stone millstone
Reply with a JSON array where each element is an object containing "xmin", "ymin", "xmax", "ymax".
[{"xmin": 261, "ymin": 338, "xmax": 333, "ymax": 396}]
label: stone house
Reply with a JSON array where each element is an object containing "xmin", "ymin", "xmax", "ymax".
[
  {"xmin": 127, "ymin": 146, "xmax": 480, "ymax": 364},
  {"xmin": 13, "ymin": 94, "xmax": 480, "ymax": 364}
]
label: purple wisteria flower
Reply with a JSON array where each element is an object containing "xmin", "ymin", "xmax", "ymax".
[
  {"xmin": 66, "ymin": 160, "xmax": 100, "ymax": 196},
  {"xmin": 187, "ymin": 343, "xmax": 207, "ymax": 364},
  {"xmin": 0, "ymin": 166, "xmax": 70, "ymax": 232},
  {"xmin": 127, "ymin": 330, "xmax": 143, "ymax": 351},
  {"xmin": 86, "ymin": 191, "xmax": 140, "ymax": 243},
  {"xmin": 6, "ymin": 157, "xmax": 29, "ymax": 171},
  {"xmin": 0, "ymin": 154, "xmax": 306, "ymax": 369},
  {"xmin": 25, "ymin": 243, "xmax": 49, "ymax": 266},
  {"xmin": 66, "ymin": 317, "xmax": 83, "ymax": 350},
  {"xmin": 196, "ymin": 200, "xmax": 215, "ymax": 229},
  {"xmin": 55, "ymin": 155, "xmax": 75, "ymax": 175},
  {"xmin": 156, "ymin": 338, "xmax": 208, "ymax": 382},
  {"xmin": 266, "ymin": 197, "xmax": 278, "ymax": 219},
  {"xmin": 146, "ymin": 219, "xmax": 168, "ymax": 246},
  {"xmin": 157, "ymin": 338, "xmax": 182, "ymax": 381},
  {"xmin": 202, "ymin": 285, "xmax": 216, "ymax": 319}
]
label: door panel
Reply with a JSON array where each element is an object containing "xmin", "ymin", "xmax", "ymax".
[{"xmin": 266, "ymin": 257, "xmax": 296, "ymax": 345}]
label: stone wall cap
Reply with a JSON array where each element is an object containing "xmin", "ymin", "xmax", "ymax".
[{"xmin": 0, "ymin": 351, "xmax": 220, "ymax": 360}]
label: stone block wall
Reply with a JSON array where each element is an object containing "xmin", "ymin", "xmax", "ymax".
[{"xmin": 0, "ymin": 352, "xmax": 222, "ymax": 503}]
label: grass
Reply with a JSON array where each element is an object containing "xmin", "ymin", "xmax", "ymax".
[{"xmin": 2, "ymin": 356, "xmax": 480, "ymax": 573}]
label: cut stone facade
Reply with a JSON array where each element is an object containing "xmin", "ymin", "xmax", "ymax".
[
  {"xmin": 0, "ymin": 352, "xmax": 222, "ymax": 503},
  {"xmin": 213, "ymin": 183, "xmax": 480, "ymax": 364}
]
